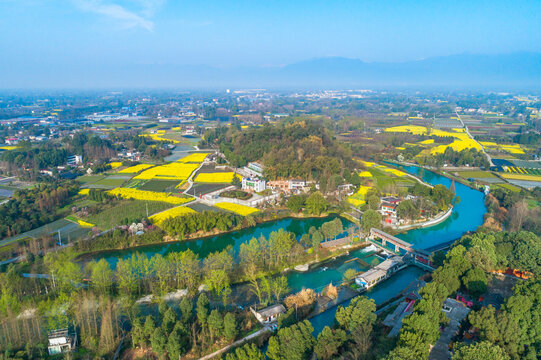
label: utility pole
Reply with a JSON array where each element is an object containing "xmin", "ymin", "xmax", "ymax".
[
  {"xmin": 146, "ymin": 202, "xmax": 149, "ymax": 218},
  {"xmin": 58, "ymin": 230, "xmax": 61, "ymax": 246}
]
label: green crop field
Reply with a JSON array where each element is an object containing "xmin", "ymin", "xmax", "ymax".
[
  {"xmin": 496, "ymin": 183, "xmax": 521, "ymax": 193},
  {"xmin": 85, "ymin": 200, "xmax": 174, "ymax": 229},
  {"xmin": 138, "ymin": 179, "xmax": 180, "ymax": 192},
  {"xmin": 456, "ymin": 170, "xmax": 497, "ymax": 178},
  {"xmin": 77, "ymin": 175, "xmax": 105, "ymax": 184},
  {"xmin": 92, "ymin": 177, "xmax": 128, "ymax": 188}
]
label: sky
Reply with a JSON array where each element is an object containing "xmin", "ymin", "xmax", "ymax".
[{"xmin": 1, "ymin": 0, "xmax": 540, "ymax": 87}]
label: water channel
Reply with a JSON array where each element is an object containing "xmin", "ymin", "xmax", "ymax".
[{"xmin": 91, "ymin": 165, "xmax": 487, "ymax": 335}]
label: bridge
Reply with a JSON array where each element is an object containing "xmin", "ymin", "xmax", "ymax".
[{"xmin": 369, "ymin": 228, "xmax": 435, "ymax": 270}]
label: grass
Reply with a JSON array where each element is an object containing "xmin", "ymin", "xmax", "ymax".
[
  {"xmin": 496, "ymin": 183, "xmax": 522, "ymax": 192},
  {"xmin": 92, "ymin": 177, "xmax": 128, "ymax": 188},
  {"xmin": 77, "ymin": 175, "xmax": 105, "ymax": 184},
  {"xmin": 86, "ymin": 200, "xmax": 175, "ymax": 229},
  {"xmin": 138, "ymin": 179, "xmax": 181, "ymax": 192},
  {"xmin": 456, "ymin": 171, "xmax": 497, "ymax": 179}
]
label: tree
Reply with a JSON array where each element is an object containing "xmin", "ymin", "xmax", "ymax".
[
  {"xmin": 179, "ymin": 296, "xmax": 193, "ymax": 324},
  {"xmin": 205, "ymin": 269, "xmax": 231, "ymax": 306},
  {"xmin": 312, "ymin": 230, "xmax": 323, "ymax": 249},
  {"xmin": 143, "ymin": 316, "xmax": 156, "ymax": 346},
  {"xmin": 452, "ymin": 341, "xmax": 510, "ymax": 360},
  {"xmin": 208, "ymin": 309, "xmax": 223, "ymax": 342},
  {"xmin": 161, "ymin": 308, "xmax": 178, "ymax": 336},
  {"xmin": 223, "ymin": 313, "xmax": 237, "ymax": 342},
  {"xmin": 287, "ymin": 195, "xmax": 306, "ymax": 213},
  {"xmin": 314, "ymin": 326, "xmax": 347, "ymax": 360},
  {"xmin": 463, "ymin": 268, "xmax": 487, "ymax": 297},
  {"xmin": 397, "ymin": 200, "xmax": 418, "ymax": 220},
  {"xmin": 225, "ymin": 343, "xmax": 265, "ymax": 360},
  {"xmin": 335, "ymin": 296, "xmax": 376, "ymax": 333},
  {"xmin": 343, "ymin": 268, "xmax": 357, "ymax": 282},
  {"xmin": 166, "ymin": 324, "xmax": 190, "ymax": 359},
  {"xmin": 151, "ymin": 327, "xmax": 167, "ymax": 358},
  {"xmin": 305, "ymin": 192, "xmax": 327, "ymax": 215},
  {"xmin": 267, "ymin": 320, "xmax": 315, "ymax": 360},
  {"xmin": 367, "ymin": 194, "xmax": 380, "ymax": 210},
  {"xmin": 360, "ymin": 209, "xmax": 382, "ymax": 233},
  {"xmin": 271, "ymin": 276, "xmax": 289, "ymax": 303},
  {"xmin": 508, "ymin": 200, "xmax": 528, "ymax": 231},
  {"xmin": 86, "ymin": 259, "xmax": 113, "ymax": 294},
  {"xmin": 196, "ymin": 293, "xmax": 210, "ymax": 327},
  {"xmin": 232, "ymin": 174, "xmax": 242, "ymax": 188}
]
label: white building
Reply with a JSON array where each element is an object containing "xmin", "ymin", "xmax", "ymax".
[
  {"xmin": 355, "ymin": 256, "xmax": 405, "ymax": 289},
  {"xmin": 250, "ymin": 304, "xmax": 286, "ymax": 324},
  {"xmin": 244, "ymin": 162, "xmax": 264, "ymax": 177},
  {"xmin": 48, "ymin": 329, "xmax": 76, "ymax": 355},
  {"xmin": 242, "ymin": 177, "xmax": 266, "ymax": 192},
  {"xmin": 67, "ymin": 155, "xmax": 82, "ymax": 166}
]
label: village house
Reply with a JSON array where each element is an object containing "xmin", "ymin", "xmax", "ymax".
[
  {"xmin": 47, "ymin": 328, "xmax": 77, "ymax": 355},
  {"xmin": 355, "ymin": 256, "xmax": 405, "ymax": 289},
  {"xmin": 250, "ymin": 304, "xmax": 286, "ymax": 324},
  {"xmin": 242, "ymin": 177, "xmax": 266, "ymax": 192}
]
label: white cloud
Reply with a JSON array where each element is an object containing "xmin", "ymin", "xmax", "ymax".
[{"xmin": 72, "ymin": 0, "xmax": 165, "ymax": 32}]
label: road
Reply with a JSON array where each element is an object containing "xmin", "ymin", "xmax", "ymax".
[
  {"xmin": 198, "ymin": 327, "xmax": 271, "ymax": 360},
  {"xmin": 455, "ymin": 111, "xmax": 494, "ymax": 167}
]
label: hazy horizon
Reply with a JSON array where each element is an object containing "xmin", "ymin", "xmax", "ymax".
[{"xmin": 1, "ymin": 0, "xmax": 541, "ymax": 89}]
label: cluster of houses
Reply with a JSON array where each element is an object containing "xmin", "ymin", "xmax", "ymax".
[{"xmin": 237, "ymin": 161, "xmax": 312, "ymax": 195}]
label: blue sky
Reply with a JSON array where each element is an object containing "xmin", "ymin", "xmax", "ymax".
[{"xmin": 0, "ymin": 0, "xmax": 540, "ymax": 88}]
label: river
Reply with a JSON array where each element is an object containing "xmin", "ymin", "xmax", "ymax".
[{"xmin": 91, "ymin": 165, "xmax": 486, "ymax": 334}]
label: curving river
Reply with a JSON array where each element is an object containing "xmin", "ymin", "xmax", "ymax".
[{"xmin": 91, "ymin": 165, "xmax": 487, "ymax": 334}]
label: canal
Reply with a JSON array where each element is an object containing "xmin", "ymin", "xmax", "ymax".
[{"xmin": 91, "ymin": 165, "xmax": 487, "ymax": 335}]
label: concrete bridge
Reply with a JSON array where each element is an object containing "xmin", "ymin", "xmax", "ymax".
[{"xmin": 369, "ymin": 228, "xmax": 435, "ymax": 270}]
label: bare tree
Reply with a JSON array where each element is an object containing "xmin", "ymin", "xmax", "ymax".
[{"xmin": 509, "ymin": 200, "xmax": 528, "ymax": 231}]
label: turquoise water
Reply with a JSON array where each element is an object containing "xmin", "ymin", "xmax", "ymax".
[
  {"xmin": 287, "ymin": 247, "xmax": 383, "ymax": 294},
  {"xmin": 308, "ymin": 266, "xmax": 427, "ymax": 335},
  {"xmin": 394, "ymin": 165, "xmax": 487, "ymax": 249},
  {"xmin": 92, "ymin": 215, "xmax": 351, "ymax": 268}
]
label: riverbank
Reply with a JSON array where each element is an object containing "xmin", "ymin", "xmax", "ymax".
[
  {"xmin": 75, "ymin": 211, "xmax": 345, "ymax": 262},
  {"xmin": 386, "ymin": 160, "xmax": 484, "ymax": 192},
  {"xmin": 394, "ymin": 206, "xmax": 453, "ymax": 231}
]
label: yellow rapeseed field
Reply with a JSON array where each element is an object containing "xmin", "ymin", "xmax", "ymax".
[
  {"xmin": 500, "ymin": 173, "xmax": 541, "ymax": 181},
  {"xmin": 108, "ymin": 162, "xmax": 123, "ymax": 169},
  {"xmin": 480, "ymin": 142, "xmax": 525, "ymax": 155},
  {"xmin": 385, "ymin": 125, "xmax": 481, "ymax": 154},
  {"xmin": 119, "ymin": 164, "xmax": 154, "ymax": 173},
  {"xmin": 108, "ymin": 188, "xmax": 191, "ymax": 204},
  {"xmin": 134, "ymin": 162, "xmax": 199, "ymax": 180},
  {"xmin": 194, "ymin": 172, "xmax": 240, "ymax": 183},
  {"xmin": 178, "ymin": 153, "xmax": 209, "ymax": 163},
  {"xmin": 214, "ymin": 202, "xmax": 259, "ymax": 216},
  {"xmin": 139, "ymin": 133, "xmax": 181, "ymax": 143},
  {"xmin": 347, "ymin": 185, "xmax": 372, "ymax": 207},
  {"xmin": 78, "ymin": 188, "xmax": 90, "ymax": 195},
  {"xmin": 384, "ymin": 168, "xmax": 406, "ymax": 177},
  {"xmin": 358, "ymin": 171, "xmax": 372, "ymax": 178},
  {"xmin": 77, "ymin": 219, "xmax": 95, "ymax": 227},
  {"xmin": 150, "ymin": 206, "xmax": 196, "ymax": 225}
]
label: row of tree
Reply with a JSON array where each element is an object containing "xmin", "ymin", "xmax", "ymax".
[
  {"xmin": 0, "ymin": 181, "xmax": 78, "ymax": 238},
  {"xmin": 385, "ymin": 230, "xmax": 540, "ymax": 359}
]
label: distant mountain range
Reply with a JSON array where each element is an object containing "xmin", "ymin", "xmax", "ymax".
[{"xmin": 5, "ymin": 52, "xmax": 541, "ymax": 89}]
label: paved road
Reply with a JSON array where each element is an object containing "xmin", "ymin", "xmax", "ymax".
[
  {"xmin": 455, "ymin": 111, "xmax": 494, "ymax": 167},
  {"xmin": 198, "ymin": 327, "xmax": 271, "ymax": 360}
]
